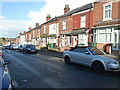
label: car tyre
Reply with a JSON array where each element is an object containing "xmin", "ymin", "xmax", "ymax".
[
  {"xmin": 92, "ymin": 61, "xmax": 105, "ymax": 72},
  {"xmin": 64, "ymin": 56, "xmax": 71, "ymax": 64}
]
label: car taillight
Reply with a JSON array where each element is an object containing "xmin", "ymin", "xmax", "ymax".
[{"xmin": 0, "ymin": 52, "xmax": 2, "ymax": 56}]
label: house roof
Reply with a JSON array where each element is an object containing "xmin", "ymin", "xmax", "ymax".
[
  {"xmin": 66, "ymin": 3, "xmax": 93, "ymax": 16},
  {"xmin": 24, "ymin": 3, "xmax": 93, "ymax": 36},
  {"xmin": 60, "ymin": 32, "xmax": 71, "ymax": 35},
  {"xmin": 43, "ymin": 16, "xmax": 60, "ymax": 25},
  {"xmin": 71, "ymin": 29, "xmax": 87, "ymax": 35},
  {"xmin": 33, "ymin": 25, "xmax": 42, "ymax": 29},
  {"xmin": 42, "ymin": 3, "xmax": 93, "ymax": 25}
]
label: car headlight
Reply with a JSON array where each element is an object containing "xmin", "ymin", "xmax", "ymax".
[{"xmin": 107, "ymin": 61, "xmax": 118, "ymax": 64}]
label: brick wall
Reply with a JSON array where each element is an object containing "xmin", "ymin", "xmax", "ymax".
[
  {"xmin": 58, "ymin": 15, "xmax": 73, "ymax": 34},
  {"xmin": 93, "ymin": 1, "xmax": 120, "ymax": 26},
  {"xmin": 73, "ymin": 10, "xmax": 93, "ymax": 29}
]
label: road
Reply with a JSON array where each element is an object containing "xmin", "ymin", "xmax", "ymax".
[{"xmin": 2, "ymin": 49, "xmax": 120, "ymax": 88}]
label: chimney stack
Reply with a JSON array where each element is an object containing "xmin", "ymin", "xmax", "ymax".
[
  {"xmin": 46, "ymin": 14, "xmax": 51, "ymax": 21},
  {"xmin": 36, "ymin": 23, "xmax": 39, "ymax": 27},
  {"xmin": 29, "ymin": 27, "xmax": 31, "ymax": 30},
  {"xmin": 20, "ymin": 33, "xmax": 22, "ymax": 35},
  {"xmin": 64, "ymin": 4, "xmax": 70, "ymax": 14}
]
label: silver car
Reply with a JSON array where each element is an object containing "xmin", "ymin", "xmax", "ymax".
[{"xmin": 63, "ymin": 46, "xmax": 120, "ymax": 72}]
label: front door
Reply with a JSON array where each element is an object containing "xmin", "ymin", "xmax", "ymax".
[
  {"xmin": 78, "ymin": 34, "xmax": 88, "ymax": 46},
  {"xmin": 113, "ymin": 31, "xmax": 120, "ymax": 50}
]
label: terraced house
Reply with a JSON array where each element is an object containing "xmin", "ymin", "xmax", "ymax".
[
  {"xmin": 58, "ymin": 3, "xmax": 93, "ymax": 51},
  {"xmin": 40, "ymin": 14, "xmax": 59, "ymax": 47},
  {"xmin": 31, "ymin": 23, "xmax": 41, "ymax": 46},
  {"xmin": 25, "ymin": 27, "xmax": 32, "ymax": 44},
  {"xmin": 93, "ymin": 1, "xmax": 120, "ymax": 54},
  {"xmin": 15, "ymin": 1, "xmax": 120, "ymax": 55}
]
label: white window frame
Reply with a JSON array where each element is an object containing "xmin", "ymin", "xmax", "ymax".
[
  {"xmin": 44, "ymin": 26, "xmax": 46, "ymax": 33},
  {"xmin": 62, "ymin": 20, "xmax": 66, "ymax": 30},
  {"xmin": 103, "ymin": 2, "xmax": 112, "ymax": 21},
  {"xmin": 80, "ymin": 14, "xmax": 86, "ymax": 28},
  {"xmin": 94, "ymin": 28, "xmax": 113, "ymax": 43},
  {"xmin": 33, "ymin": 31, "xmax": 35, "ymax": 38},
  {"xmin": 38, "ymin": 29, "xmax": 40, "ymax": 38},
  {"xmin": 113, "ymin": 30, "xmax": 120, "ymax": 50}
]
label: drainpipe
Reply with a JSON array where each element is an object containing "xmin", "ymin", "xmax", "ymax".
[{"xmin": 88, "ymin": 7, "xmax": 92, "ymax": 46}]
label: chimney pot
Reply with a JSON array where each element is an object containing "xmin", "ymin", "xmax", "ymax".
[
  {"xmin": 46, "ymin": 14, "xmax": 51, "ymax": 21},
  {"xmin": 29, "ymin": 27, "xmax": 31, "ymax": 30},
  {"xmin": 36, "ymin": 23, "xmax": 39, "ymax": 27},
  {"xmin": 64, "ymin": 4, "xmax": 70, "ymax": 14}
]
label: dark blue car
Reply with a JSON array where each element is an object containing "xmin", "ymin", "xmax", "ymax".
[{"xmin": 0, "ymin": 57, "xmax": 14, "ymax": 90}]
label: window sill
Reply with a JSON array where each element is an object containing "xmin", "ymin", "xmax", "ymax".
[{"xmin": 102, "ymin": 18, "xmax": 112, "ymax": 21}]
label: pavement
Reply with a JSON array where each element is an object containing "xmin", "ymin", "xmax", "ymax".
[{"xmin": 37, "ymin": 49, "xmax": 63, "ymax": 58}]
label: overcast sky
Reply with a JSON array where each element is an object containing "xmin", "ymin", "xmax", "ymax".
[{"xmin": 0, "ymin": 0, "xmax": 97, "ymax": 38}]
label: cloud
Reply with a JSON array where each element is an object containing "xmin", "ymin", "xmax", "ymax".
[
  {"xmin": 1, "ymin": 0, "xmax": 45, "ymax": 2},
  {"xmin": 27, "ymin": 0, "xmax": 96, "ymax": 27},
  {"xmin": 0, "ymin": 17, "xmax": 29, "ymax": 38},
  {"xmin": 0, "ymin": 0, "xmax": 97, "ymax": 38}
]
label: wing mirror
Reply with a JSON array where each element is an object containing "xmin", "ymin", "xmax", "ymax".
[
  {"xmin": 4, "ymin": 60, "xmax": 11, "ymax": 65},
  {"xmin": 85, "ymin": 52, "xmax": 90, "ymax": 55}
]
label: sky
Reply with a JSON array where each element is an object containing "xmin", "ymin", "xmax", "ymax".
[{"xmin": 0, "ymin": 0, "xmax": 97, "ymax": 38}]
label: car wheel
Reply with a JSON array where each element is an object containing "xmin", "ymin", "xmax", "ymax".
[
  {"xmin": 92, "ymin": 61, "xmax": 105, "ymax": 72},
  {"xmin": 64, "ymin": 56, "xmax": 71, "ymax": 64}
]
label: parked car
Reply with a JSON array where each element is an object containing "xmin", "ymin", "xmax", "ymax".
[
  {"xmin": 22, "ymin": 44, "xmax": 37, "ymax": 54},
  {"xmin": 5, "ymin": 46, "xmax": 10, "ymax": 49},
  {"xmin": 2, "ymin": 46, "xmax": 10, "ymax": 49},
  {"xmin": 18, "ymin": 45, "xmax": 23, "ymax": 52},
  {"xmin": 0, "ymin": 56, "xmax": 14, "ymax": 89},
  {"xmin": 10, "ymin": 44, "xmax": 19, "ymax": 50},
  {"xmin": 63, "ymin": 46, "xmax": 120, "ymax": 72},
  {"xmin": 0, "ymin": 50, "xmax": 3, "ymax": 58}
]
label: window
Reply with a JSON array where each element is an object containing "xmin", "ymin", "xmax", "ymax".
[
  {"xmin": 62, "ymin": 20, "xmax": 66, "ymax": 30},
  {"xmin": 103, "ymin": 3, "xmax": 112, "ymax": 20},
  {"xmin": 38, "ymin": 29, "xmax": 40, "ymax": 37},
  {"xmin": 44, "ymin": 26, "xmax": 46, "ymax": 33},
  {"xmin": 72, "ymin": 48, "xmax": 88, "ymax": 53},
  {"xmin": 81, "ymin": 15, "xmax": 86, "ymax": 28},
  {"xmin": 79, "ymin": 48, "xmax": 88, "ymax": 53},
  {"xmin": 94, "ymin": 28, "xmax": 112, "ymax": 43},
  {"xmin": 33, "ymin": 31, "xmax": 35, "ymax": 38},
  {"xmin": 72, "ymin": 48, "xmax": 80, "ymax": 52},
  {"xmin": 98, "ymin": 33, "xmax": 107, "ymax": 42}
]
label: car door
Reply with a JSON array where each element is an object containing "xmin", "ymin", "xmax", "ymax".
[
  {"xmin": 69, "ymin": 48, "xmax": 82, "ymax": 62},
  {"xmin": 76, "ymin": 48, "xmax": 92, "ymax": 66}
]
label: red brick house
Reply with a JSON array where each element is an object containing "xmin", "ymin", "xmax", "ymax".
[
  {"xmin": 93, "ymin": 1, "xmax": 120, "ymax": 54},
  {"xmin": 31, "ymin": 23, "xmax": 41, "ymax": 45},
  {"xmin": 58, "ymin": 5, "xmax": 73, "ymax": 48},
  {"xmin": 40, "ymin": 14, "xmax": 51, "ymax": 47},
  {"xmin": 72, "ymin": 3, "xmax": 93, "ymax": 47},
  {"xmin": 25, "ymin": 27, "xmax": 32, "ymax": 44},
  {"xmin": 58, "ymin": 3, "xmax": 93, "ymax": 51},
  {"xmin": 16, "ymin": 36, "xmax": 20, "ymax": 44}
]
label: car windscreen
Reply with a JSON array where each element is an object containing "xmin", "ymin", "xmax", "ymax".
[
  {"xmin": 88, "ymin": 47, "xmax": 105, "ymax": 55},
  {"xmin": 28, "ymin": 45, "xmax": 35, "ymax": 49}
]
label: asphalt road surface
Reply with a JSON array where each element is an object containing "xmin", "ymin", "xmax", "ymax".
[{"xmin": 2, "ymin": 49, "xmax": 120, "ymax": 88}]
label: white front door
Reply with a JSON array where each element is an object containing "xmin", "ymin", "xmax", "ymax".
[
  {"xmin": 113, "ymin": 30, "xmax": 120, "ymax": 50},
  {"xmin": 78, "ymin": 34, "xmax": 87, "ymax": 46}
]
